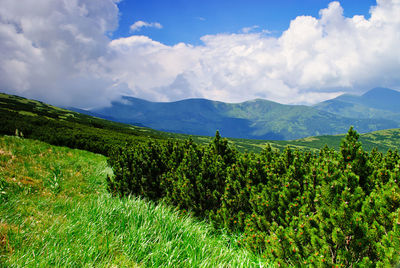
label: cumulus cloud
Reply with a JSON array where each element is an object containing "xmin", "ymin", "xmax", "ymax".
[
  {"xmin": 130, "ymin": 20, "xmax": 163, "ymax": 32},
  {"xmin": 0, "ymin": 0, "xmax": 121, "ymax": 108},
  {"xmin": 112, "ymin": 0, "xmax": 400, "ymax": 104},
  {"xmin": 1, "ymin": 0, "xmax": 400, "ymax": 108}
]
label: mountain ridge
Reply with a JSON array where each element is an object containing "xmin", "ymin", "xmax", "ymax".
[
  {"xmin": 85, "ymin": 88, "xmax": 400, "ymax": 140},
  {"xmin": 2, "ymin": 91, "xmax": 400, "ymax": 153},
  {"xmin": 314, "ymin": 87, "xmax": 400, "ymax": 121}
]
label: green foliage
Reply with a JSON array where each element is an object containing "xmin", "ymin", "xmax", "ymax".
[
  {"xmin": 0, "ymin": 176, "xmax": 8, "ymax": 202},
  {"xmin": 45, "ymin": 165, "xmax": 63, "ymax": 194},
  {"xmin": 107, "ymin": 141, "xmax": 170, "ymax": 199},
  {"xmin": 108, "ymin": 128, "xmax": 400, "ymax": 266},
  {"xmin": 162, "ymin": 133, "xmax": 235, "ymax": 218},
  {"xmin": 3, "ymin": 92, "xmax": 400, "ymax": 266},
  {"xmin": 0, "ymin": 136, "xmax": 264, "ymax": 267}
]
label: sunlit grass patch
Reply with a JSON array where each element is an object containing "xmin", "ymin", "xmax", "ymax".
[{"xmin": 18, "ymin": 111, "xmax": 37, "ymax": 117}]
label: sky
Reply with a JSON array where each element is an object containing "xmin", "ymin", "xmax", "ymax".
[
  {"xmin": 114, "ymin": 0, "xmax": 376, "ymax": 45},
  {"xmin": 1, "ymin": 0, "xmax": 400, "ymax": 108}
]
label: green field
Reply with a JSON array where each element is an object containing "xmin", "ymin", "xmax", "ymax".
[{"xmin": 0, "ymin": 136, "xmax": 265, "ymax": 267}]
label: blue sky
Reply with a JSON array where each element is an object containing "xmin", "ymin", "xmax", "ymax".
[
  {"xmin": 114, "ymin": 0, "xmax": 376, "ymax": 45},
  {"xmin": 1, "ymin": 0, "xmax": 400, "ymax": 108}
]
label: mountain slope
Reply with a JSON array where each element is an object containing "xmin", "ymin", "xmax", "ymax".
[
  {"xmin": 89, "ymin": 95, "xmax": 398, "ymax": 140},
  {"xmin": 314, "ymin": 87, "xmax": 400, "ymax": 121},
  {"xmin": 2, "ymin": 92, "xmax": 400, "ymax": 154}
]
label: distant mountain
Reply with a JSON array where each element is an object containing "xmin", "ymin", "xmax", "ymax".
[
  {"xmin": 314, "ymin": 87, "xmax": 400, "ymax": 122},
  {"xmin": 67, "ymin": 107, "xmax": 147, "ymax": 127},
  {"xmin": 3, "ymin": 91, "xmax": 400, "ymax": 152},
  {"xmin": 86, "ymin": 94, "xmax": 398, "ymax": 140}
]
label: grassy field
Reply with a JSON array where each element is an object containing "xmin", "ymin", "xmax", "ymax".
[{"xmin": 0, "ymin": 136, "xmax": 265, "ymax": 267}]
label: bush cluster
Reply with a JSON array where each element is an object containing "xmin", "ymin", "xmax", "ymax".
[{"xmin": 107, "ymin": 128, "xmax": 400, "ymax": 266}]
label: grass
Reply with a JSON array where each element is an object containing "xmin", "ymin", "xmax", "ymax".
[{"xmin": 0, "ymin": 136, "xmax": 266, "ymax": 267}]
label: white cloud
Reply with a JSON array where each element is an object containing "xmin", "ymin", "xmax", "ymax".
[
  {"xmin": 130, "ymin": 20, "xmax": 163, "ymax": 32},
  {"xmin": 241, "ymin": 25, "xmax": 259, "ymax": 33},
  {"xmin": 0, "ymin": 0, "xmax": 121, "ymax": 108},
  {"xmin": 1, "ymin": 0, "xmax": 400, "ymax": 108}
]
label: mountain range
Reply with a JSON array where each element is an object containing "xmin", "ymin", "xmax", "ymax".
[
  {"xmin": 75, "ymin": 87, "xmax": 400, "ymax": 140},
  {"xmin": 314, "ymin": 87, "xmax": 400, "ymax": 122}
]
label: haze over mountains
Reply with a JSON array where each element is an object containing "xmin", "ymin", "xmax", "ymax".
[{"xmin": 78, "ymin": 88, "xmax": 400, "ymax": 140}]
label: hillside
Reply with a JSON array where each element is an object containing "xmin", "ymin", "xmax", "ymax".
[
  {"xmin": 2, "ymin": 92, "xmax": 400, "ymax": 154},
  {"xmin": 0, "ymin": 136, "xmax": 264, "ymax": 266},
  {"xmin": 230, "ymin": 128, "xmax": 400, "ymax": 153},
  {"xmin": 0, "ymin": 92, "xmax": 212, "ymax": 155},
  {"xmin": 85, "ymin": 93, "xmax": 398, "ymax": 140},
  {"xmin": 0, "ymin": 92, "xmax": 182, "ymax": 141},
  {"xmin": 314, "ymin": 87, "xmax": 400, "ymax": 122},
  {"xmin": 2, "ymin": 94, "xmax": 400, "ymax": 266}
]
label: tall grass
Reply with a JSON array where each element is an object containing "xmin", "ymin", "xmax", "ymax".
[{"xmin": 0, "ymin": 136, "xmax": 266, "ymax": 267}]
